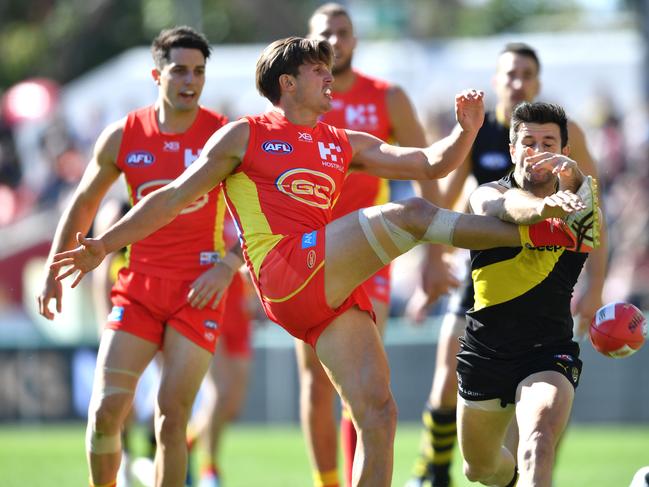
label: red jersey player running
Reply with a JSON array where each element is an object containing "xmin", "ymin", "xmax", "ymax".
[
  {"xmin": 37, "ymin": 26, "xmax": 242, "ymax": 487},
  {"xmin": 49, "ymin": 37, "xmax": 599, "ymax": 487},
  {"xmin": 299, "ymin": 5, "xmax": 453, "ymax": 487}
]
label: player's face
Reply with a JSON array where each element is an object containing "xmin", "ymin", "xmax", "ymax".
[
  {"xmin": 510, "ymin": 122, "xmax": 569, "ymax": 188},
  {"xmin": 309, "ymin": 13, "xmax": 356, "ymax": 76},
  {"xmin": 154, "ymin": 47, "xmax": 206, "ymax": 112},
  {"xmin": 493, "ymin": 52, "xmax": 540, "ymax": 112},
  {"xmin": 293, "ymin": 61, "xmax": 334, "ymax": 113}
]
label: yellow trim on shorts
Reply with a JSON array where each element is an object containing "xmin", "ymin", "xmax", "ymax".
[{"xmin": 262, "ymin": 260, "xmax": 325, "ymax": 303}]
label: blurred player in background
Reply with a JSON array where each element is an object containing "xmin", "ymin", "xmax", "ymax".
[
  {"xmin": 37, "ymin": 26, "xmax": 243, "ymax": 487},
  {"xmin": 302, "ymin": 4, "xmax": 452, "ymax": 487},
  {"xmin": 405, "ymin": 42, "xmax": 607, "ymax": 487}
]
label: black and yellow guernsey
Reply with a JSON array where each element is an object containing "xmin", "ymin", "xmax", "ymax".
[{"xmin": 465, "ymin": 173, "xmax": 588, "ymax": 355}]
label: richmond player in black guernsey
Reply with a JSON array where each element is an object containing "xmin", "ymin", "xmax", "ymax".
[
  {"xmin": 456, "ymin": 101, "xmax": 601, "ymax": 487},
  {"xmin": 406, "ymin": 43, "xmax": 607, "ymax": 487}
]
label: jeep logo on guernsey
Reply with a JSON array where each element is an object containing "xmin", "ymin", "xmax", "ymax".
[
  {"xmin": 126, "ymin": 151, "xmax": 155, "ymax": 166},
  {"xmin": 276, "ymin": 168, "xmax": 335, "ymax": 209},
  {"xmin": 262, "ymin": 140, "xmax": 293, "ymax": 155}
]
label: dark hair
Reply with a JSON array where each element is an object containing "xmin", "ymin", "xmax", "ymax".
[
  {"xmin": 151, "ymin": 26, "xmax": 211, "ymax": 69},
  {"xmin": 255, "ymin": 37, "xmax": 333, "ymax": 105},
  {"xmin": 510, "ymin": 102, "xmax": 568, "ymax": 148},
  {"xmin": 500, "ymin": 42, "xmax": 541, "ymax": 74},
  {"xmin": 308, "ymin": 2, "xmax": 352, "ymax": 30}
]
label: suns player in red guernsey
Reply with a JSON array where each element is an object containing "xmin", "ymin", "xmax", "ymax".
[
  {"xmin": 49, "ymin": 37, "xmax": 599, "ymax": 487},
  {"xmin": 37, "ymin": 27, "xmax": 243, "ymax": 487},
  {"xmin": 300, "ymin": 5, "xmax": 453, "ymax": 487}
]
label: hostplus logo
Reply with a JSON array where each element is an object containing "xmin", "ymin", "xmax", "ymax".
[{"xmin": 318, "ymin": 141, "xmax": 344, "ymax": 172}]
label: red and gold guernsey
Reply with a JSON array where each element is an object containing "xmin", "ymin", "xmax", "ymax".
[
  {"xmin": 115, "ymin": 105, "xmax": 228, "ymax": 281},
  {"xmin": 223, "ymin": 110, "xmax": 352, "ymax": 282},
  {"xmin": 321, "ymin": 70, "xmax": 392, "ymax": 218}
]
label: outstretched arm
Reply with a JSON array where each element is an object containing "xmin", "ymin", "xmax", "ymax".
[
  {"xmin": 347, "ymin": 90, "xmax": 484, "ymax": 180},
  {"xmin": 50, "ymin": 119, "xmax": 250, "ymax": 287},
  {"xmin": 37, "ymin": 120, "xmax": 123, "ymax": 320}
]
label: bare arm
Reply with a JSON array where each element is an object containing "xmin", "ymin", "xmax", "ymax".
[
  {"xmin": 91, "ymin": 199, "xmax": 125, "ymax": 326},
  {"xmin": 469, "ymin": 180, "xmax": 586, "ymax": 223},
  {"xmin": 50, "ymin": 119, "xmax": 250, "ymax": 286},
  {"xmin": 37, "ymin": 120, "xmax": 123, "ymax": 319},
  {"xmin": 347, "ymin": 90, "xmax": 484, "ymax": 180},
  {"xmin": 568, "ymin": 120, "xmax": 608, "ymax": 336},
  {"xmin": 388, "ymin": 87, "xmax": 463, "ymax": 319}
]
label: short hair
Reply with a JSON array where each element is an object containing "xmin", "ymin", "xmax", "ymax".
[
  {"xmin": 500, "ymin": 42, "xmax": 541, "ymax": 73},
  {"xmin": 256, "ymin": 37, "xmax": 333, "ymax": 105},
  {"xmin": 151, "ymin": 26, "xmax": 211, "ymax": 69},
  {"xmin": 308, "ymin": 2, "xmax": 352, "ymax": 31},
  {"xmin": 510, "ymin": 102, "xmax": 568, "ymax": 148}
]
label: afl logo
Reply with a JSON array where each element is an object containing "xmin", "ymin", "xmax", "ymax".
[
  {"xmin": 262, "ymin": 140, "xmax": 293, "ymax": 155},
  {"xmin": 275, "ymin": 168, "xmax": 335, "ymax": 209},
  {"xmin": 126, "ymin": 151, "xmax": 155, "ymax": 166}
]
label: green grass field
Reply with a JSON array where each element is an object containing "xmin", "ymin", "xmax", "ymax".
[{"xmin": 0, "ymin": 422, "xmax": 646, "ymax": 486}]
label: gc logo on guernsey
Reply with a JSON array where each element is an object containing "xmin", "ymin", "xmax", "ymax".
[{"xmin": 275, "ymin": 168, "xmax": 335, "ymax": 209}]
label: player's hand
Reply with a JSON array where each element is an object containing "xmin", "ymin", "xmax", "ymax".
[
  {"xmin": 539, "ymin": 190, "xmax": 586, "ymax": 219},
  {"xmin": 527, "ymin": 149, "xmax": 583, "ymax": 192},
  {"xmin": 188, "ymin": 263, "xmax": 235, "ymax": 309},
  {"xmin": 405, "ymin": 252, "xmax": 460, "ymax": 325},
  {"xmin": 36, "ymin": 270, "xmax": 63, "ymax": 320},
  {"xmin": 49, "ymin": 233, "xmax": 107, "ymax": 288},
  {"xmin": 455, "ymin": 89, "xmax": 485, "ymax": 134},
  {"xmin": 572, "ymin": 287, "xmax": 603, "ymax": 341}
]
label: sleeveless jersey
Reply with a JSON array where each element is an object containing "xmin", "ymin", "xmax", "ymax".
[
  {"xmin": 466, "ymin": 173, "xmax": 588, "ymax": 354},
  {"xmin": 320, "ymin": 71, "xmax": 392, "ymax": 217},
  {"xmin": 115, "ymin": 106, "xmax": 228, "ymax": 280},
  {"xmin": 470, "ymin": 110, "xmax": 513, "ymax": 185},
  {"xmin": 223, "ymin": 111, "xmax": 353, "ymax": 279}
]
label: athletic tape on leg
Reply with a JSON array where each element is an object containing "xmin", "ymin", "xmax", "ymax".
[
  {"xmin": 358, "ymin": 207, "xmax": 419, "ymax": 264},
  {"xmin": 358, "ymin": 208, "xmax": 392, "ymax": 265},
  {"xmin": 422, "ymin": 208, "xmax": 460, "ymax": 245},
  {"xmin": 86, "ymin": 427, "xmax": 121, "ymax": 454}
]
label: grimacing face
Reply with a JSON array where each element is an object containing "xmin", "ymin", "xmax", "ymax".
[
  {"xmin": 510, "ymin": 122, "xmax": 569, "ymax": 189},
  {"xmin": 493, "ymin": 52, "xmax": 540, "ymax": 112},
  {"xmin": 309, "ymin": 13, "xmax": 356, "ymax": 76},
  {"xmin": 153, "ymin": 47, "xmax": 206, "ymax": 112},
  {"xmin": 287, "ymin": 61, "xmax": 334, "ymax": 114}
]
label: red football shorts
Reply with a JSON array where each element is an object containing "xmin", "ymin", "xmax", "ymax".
[
  {"xmin": 220, "ymin": 271, "xmax": 252, "ymax": 357},
  {"xmin": 255, "ymin": 229, "xmax": 375, "ymax": 348},
  {"xmin": 107, "ymin": 269, "xmax": 225, "ymax": 353},
  {"xmin": 360, "ymin": 264, "xmax": 391, "ymax": 304}
]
